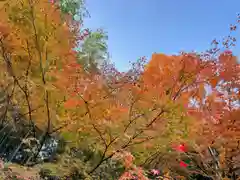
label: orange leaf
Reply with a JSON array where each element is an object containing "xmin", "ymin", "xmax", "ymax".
[
  {"xmin": 210, "ymin": 77, "xmax": 218, "ymax": 88},
  {"xmin": 64, "ymin": 98, "xmax": 82, "ymax": 109}
]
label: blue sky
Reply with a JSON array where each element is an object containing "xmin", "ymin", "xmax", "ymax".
[{"xmin": 84, "ymin": 0, "xmax": 240, "ymax": 71}]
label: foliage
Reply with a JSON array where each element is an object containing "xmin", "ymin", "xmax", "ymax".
[
  {"xmin": 77, "ymin": 28, "xmax": 109, "ymax": 73},
  {"xmin": 58, "ymin": 0, "xmax": 90, "ymax": 22},
  {"xmin": 0, "ymin": 0, "xmax": 240, "ymax": 180},
  {"xmin": 0, "ymin": 0, "xmax": 80, "ymax": 166}
]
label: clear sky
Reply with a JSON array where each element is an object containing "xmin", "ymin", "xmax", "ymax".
[{"xmin": 84, "ymin": 0, "xmax": 240, "ymax": 71}]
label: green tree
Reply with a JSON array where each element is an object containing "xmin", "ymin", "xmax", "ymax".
[
  {"xmin": 59, "ymin": 0, "xmax": 89, "ymax": 22},
  {"xmin": 57, "ymin": 1, "xmax": 109, "ymax": 73},
  {"xmin": 77, "ymin": 29, "xmax": 109, "ymax": 73}
]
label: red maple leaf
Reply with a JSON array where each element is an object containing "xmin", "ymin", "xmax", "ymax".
[
  {"xmin": 179, "ymin": 161, "xmax": 188, "ymax": 168},
  {"xmin": 174, "ymin": 144, "xmax": 187, "ymax": 153}
]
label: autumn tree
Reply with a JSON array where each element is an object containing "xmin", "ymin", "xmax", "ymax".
[
  {"xmin": 180, "ymin": 17, "xmax": 240, "ymax": 180},
  {"xmin": 0, "ymin": 0, "xmax": 80, "ymax": 163},
  {"xmin": 53, "ymin": 49, "xmax": 220, "ymax": 178},
  {"xmin": 185, "ymin": 51, "xmax": 240, "ymax": 180}
]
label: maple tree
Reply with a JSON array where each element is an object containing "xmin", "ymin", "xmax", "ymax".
[
  {"xmin": 51, "ymin": 43, "xmax": 240, "ymax": 179},
  {"xmin": 186, "ymin": 53, "xmax": 240, "ymax": 179},
  {"xmin": 180, "ymin": 17, "xmax": 240, "ymax": 180},
  {"xmin": 0, "ymin": 0, "xmax": 80, "ymax": 164},
  {"xmin": 53, "ymin": 51, "xmax": 218, "ymax": 177}
]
